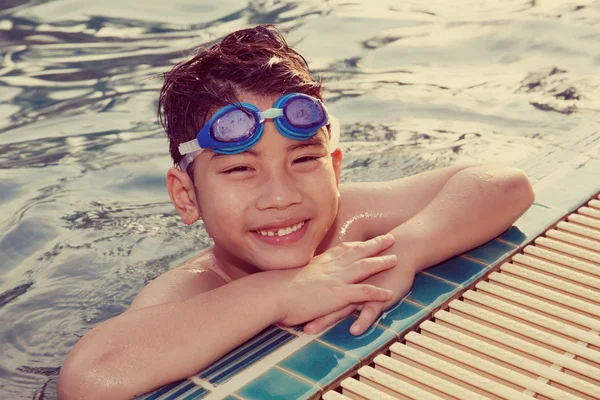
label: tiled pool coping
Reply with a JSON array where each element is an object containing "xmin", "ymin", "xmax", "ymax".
[{"xmin": 138, "ymin": 122, "xmax": 599, "ymax": 400}]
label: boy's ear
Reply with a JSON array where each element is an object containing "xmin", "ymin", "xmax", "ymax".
[
  {"xmin": 166, "ymin": 167, "xmax": 201, "ymax": 224},
  {"xmin": 331, "ymin": 148, "xmax": 343, "ymax": 186}
]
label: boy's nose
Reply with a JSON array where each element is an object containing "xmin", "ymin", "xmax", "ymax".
[{"xmin": 255, "ymin": 170, "xmax": 302, "ymax": 211}]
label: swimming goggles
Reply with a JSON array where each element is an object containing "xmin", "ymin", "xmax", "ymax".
[{"xmin": 178, "ymin": 93, "xmax": 339, "ymax": 171}]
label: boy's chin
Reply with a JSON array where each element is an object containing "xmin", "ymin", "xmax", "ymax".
[{"xmin": 254, "ymin": 253, "xmax": 313, "ymax": 271}]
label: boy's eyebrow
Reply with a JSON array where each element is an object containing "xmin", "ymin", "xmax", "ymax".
[
  {"xmin": 209, "ymin": 135, "xmax": 327, "ymax": 161},
  {"xmin": 286, "ymin": 135, "xmax": 327, "ymax": 152}
]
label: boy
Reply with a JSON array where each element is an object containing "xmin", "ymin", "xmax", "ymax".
[{"xmin": 57, "ymin": 25, "xmax": 534, "ymax": 399}]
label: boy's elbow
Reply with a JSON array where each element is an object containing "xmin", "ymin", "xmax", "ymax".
[
  {"xmin": 57, "ymin": 352, "xmax": 89, "ymax": 400},
  {"xmin": 57, "ymin": 341, "xmax": 127, "ymax": 400},
  {"xmin": 466, "ymin": 165, "xmax": 534, "ymax": 216},
  {"xmin": 502, "ymin": 167, "xmax": 535, "ymax": 212}
]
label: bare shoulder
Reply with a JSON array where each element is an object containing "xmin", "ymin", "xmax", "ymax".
[{"xmin": 128, "ymin": 249, "xmax": 226, "ymax": 311}]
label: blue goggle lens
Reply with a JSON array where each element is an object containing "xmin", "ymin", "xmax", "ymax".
[
  {"xmin": 211, "ymin": 108, "xmax": 256, "ymax": 142},
  {"xmin": 283, "ymin": 97, "xmax": 326, "ymax": 128}
]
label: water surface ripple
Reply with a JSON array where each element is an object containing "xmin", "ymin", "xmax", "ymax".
[{"xmin": 0, "ymin": 0, "xmax": 599, "ymax": 398}]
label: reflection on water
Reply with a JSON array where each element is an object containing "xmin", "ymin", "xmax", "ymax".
[{"xmin": 0, "ymin": 0, "xmax": 598, "ymax": 398}]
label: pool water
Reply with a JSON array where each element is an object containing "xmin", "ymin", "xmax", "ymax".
[{"xmin": 0, "ymin": 0, "xmax": 599, "ymax": 398}]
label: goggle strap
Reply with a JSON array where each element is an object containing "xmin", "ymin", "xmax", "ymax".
[
  {"xmin": 179, "ymin": 139, "xmax": 202, "ymax": 155},
  {"xmin": 178, "ymin": 150, "xmax": 202, "ymax": 172},
  {"xmin": 328, "ymin": 115, "xmax": 340, "ymax": 152},
  {"xmin": 258, "ymin": 108, "xmax": 283, "ymax": 121}
]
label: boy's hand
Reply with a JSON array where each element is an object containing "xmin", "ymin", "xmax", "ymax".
[
  {"xmin": 303, "ymin": 257, "xmax": 416, "ymax": 336},
  {"xmin": 351, "ymin": 266, "xmax": 414, "ymax": 334},
  {"xmin": 274, "ymin": 234, "xmax": 398, "ymax": 328}
]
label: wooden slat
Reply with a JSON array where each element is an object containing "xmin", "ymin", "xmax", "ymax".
[
  {"xmin": 534, "ymin": 237, "xmax": 600, "ymax": 266},
  {"xmin": 357, "ymin": 366, "xmax": 444, "ymax": 400},
  {"xmin": 522, "ymin": 246, "xmax": 600, "ymax": 278},
  {"xmin": 340, "ymin": 373, "xmax": 413, "ymax": 400},
  {"xmin": 406, "ymin": 330, "xmax": 584, "ymax": 399},
  {"xmin": 557, "ymin": 221, "xmax": 600, "ymax": 242},
  {"xmin": 434, "ymin": 309, "xmax": 600, "ymax": 382},
  {"xmin": 448, "ymin": 300, "xmax": 600, "ymax": 364},
  {"xmin": 500, "ymin": 262, "xmax": 600, "ymax": 303},
  {"xmin": 420, "ymin": 320, "xmax": 600, "ymax": 397},
  {"xmin": 545, "ymin": 229, "xmax": 600, "ymax": 252},
  {"xmin": 488, "ymin": 269, "xmax": 600, "ymax": 318},
  {"xmin": 323, "ymin": 390, "xmax": 351, "ymax": 400},
  {"xmin": 567, "ymin": 214, "xmax": 600, "ymax": 230},
  {"xmin": 463, "ymin": 290, "xmax": 600, "ymax": 347},
  {"xmin": 372, "ymin": 354, "xmax": 485, "ymax": 400},
  {"xmin": 579, "ymin": 206, "xmax": 600, "ymax": 220},
  {"xmin": 512, "ymin": 253, "xmax": 600, "ymax": 290},
  {"xmin": 389, "ymin": 343, "xmax": 533, "ymax": 400},
  {"xmin": 475, "ymin": 280, "xmax": 600, "ymax": 331}
]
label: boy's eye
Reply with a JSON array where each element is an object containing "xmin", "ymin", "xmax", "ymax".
[
  {"xmin": 294, "ymin": 156, "xmax": 321, "ymax": 164},
  {"xmin": 222, "ymin": 166, "xmax": 253, "ymax": 174}
]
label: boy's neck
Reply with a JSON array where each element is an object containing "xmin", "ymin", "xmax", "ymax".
[{"xmin": 212, "ymin": 245, "xmax": 262, "ymax": 281}]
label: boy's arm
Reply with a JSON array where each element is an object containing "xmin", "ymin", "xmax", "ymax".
[
  {"xmin": 383, "ymin": 165, "xmax": 534, "ymax": 270},
  {"xmin": 382, "ymin": 165, "xmax": 534, "ymax": 272},
  {"xmin": 57, "ymin": 235, "xmax": 397, "ymax": 400},
  {"xmin": 306, "ymin": 164, "xmax": 535, "ymax": 335},
  {"xmin": 57, "ymin": 272, "xmax": 284, "ymax": 400}
]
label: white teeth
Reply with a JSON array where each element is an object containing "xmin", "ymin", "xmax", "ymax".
[{"xmin": 257, "ymin": 221, "xmax": 305, "ymax": 237}]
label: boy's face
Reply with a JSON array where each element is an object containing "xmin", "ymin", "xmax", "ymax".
[{"xmin": 189, "ymin": 92, "xmax": 342, "ymax": 272}]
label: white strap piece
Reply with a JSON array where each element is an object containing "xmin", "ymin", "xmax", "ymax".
[
  {"xmin": 179, "ymin": 139, "xmax": 202, "ymax": 155},
  {"xmin": 258, "ymin": 108, "xmax": 283, "ymax": 121},
  {"xmin": 178, "ymin": 150, "xmax": 203, "ymax": 172},
  {"xmin": 328, "ymin": 115, "xmax": 340, "ymax": 152}
]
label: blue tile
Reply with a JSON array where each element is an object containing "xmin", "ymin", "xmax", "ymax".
[
  {"xmin": 466, "ymin": 239, "xmax": 516, "ymax": 265},
  {"xmin": 199, "ymin": 326, "xmax": 296, "ymax": 385},
  {"xmin": 499, "ymin": 203, "xmax": 566, "ymax": 245},
  {"xmin": 236, "ymin": 367, "xmax": 318, "ymax": 400},
  {"xmin": 292, "ymin": 323, "xmax": 306, "ymax": 332},
  {"xmin": 139, "ymin": 380, "xmax": 185, "ymax": 400},
  {"xmin": 139, "ymin": 384, "xmax": 208, "ymax": 400},
  {"xmin": 182, "ymin": 388, "xmax": 208, "ymax": 400},
  {"xmin": 278, "ymin": 340, "xmax": 358, "ymax": 387},
  {"xmin": 497, "ymin": 225, "xmax": 529, "ymax": 246},
  {"xmin": 378, "ymin": 300, "xmax": 429, "ymax": 335},
  {"xmin": 406, "ymin": 273, "xmax": 460, "ymax": 308},
  {"xmin": 319, "ymin": 315, "xmax": 397, "ymax": 360},
  {"xmin": 425, "ymin": 257, "xmax": 489, "ymax": 287},
  {"xmin": 164, "ymin": 382, "xmax": 200, "ymax": 400}
]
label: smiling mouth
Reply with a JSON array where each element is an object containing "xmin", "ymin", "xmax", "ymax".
[{"xmin": 254, "ymin": 220, "xmax": 306, "ymax": 237}]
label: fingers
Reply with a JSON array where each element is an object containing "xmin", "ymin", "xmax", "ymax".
[
  {"xmin": 342, "ymin": 254, "xmax": 397, "ymax": 283},
  {"xmin": 304, "ymin": 305, "xmax": 356, "ymax": 335},
  {"xmin": 336, "ymin": 234, "xmax": 395, "ymax": 266},
  {"xmin": 345, "ymin": 284, "xmax": 393, "ymax": 305},
  {"xmin": 350, "ymin": 302, "xmax": 384, "ymax": 335}
]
